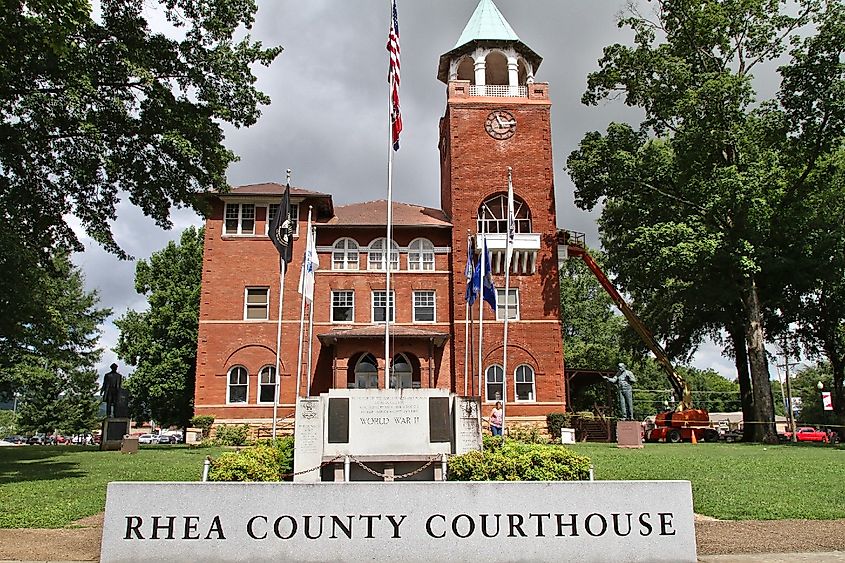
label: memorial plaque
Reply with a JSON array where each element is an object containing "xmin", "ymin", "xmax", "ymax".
[
  {"xmin": 454, "ymin": 396, "xmax": 482, "ymax": 454},
  {"xmin": 616, "ymin": 420, "xmax": 644, "ymax": 449},
  {"xmin": 106, "ymin": 419, "xmax": 129, "ymax": 442},
  {"xmin": 428, "ymin": 397, "xmax": 451, "ymax": 443},
  {"xmin": 293, "ymin": 398, "xmax": 324, "ymax": 482},
  {"xmin": 101, "ymin": 481, "xmax": 697, "ymax": 562},
  {"xmin": 327, "ymin": 397, "xmax": 349, "ymax": 444}
]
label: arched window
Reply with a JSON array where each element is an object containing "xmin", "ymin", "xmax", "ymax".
[
  {"xmin": 456, "ymin": 56, "xmax": 475, "ymax": 84},
  {"xmin": 514, "ymin": 364, "xmax": 535, "ymax": 402},
  {"xmin": 258, "ymin": 366, "xmax": 276, "ymax": 404},
  {"xmin": 408, "ymin": 238, "xmax": 434, "ymax": 271},
  {"xmin": 485, "ymin": 365, "xmax": 504, "ymax": 402},
  {"xmin": 227, "ymin": 366, "xmax": 248, "ymax": 404},
  {"xmin": 354, "ymin": 354, "xmax": 379, "ymax": 389},
  {"xmin": 477, "ymin": 194, "xmax": 531, "ymax": 234},
  {"xmin": 367, "ymin": 238, "xmax": 399, "ymax": 271},
  {"xmin": 332, "ymin": 238, "xmax": 359, "ymax": 270},
  {"xmin": 389, "ymin": 354, "xmax": 414, "ymax": 389},
  {"xmin": 485, "ymin": 51, "xmax": 508, "ymax": 85}
]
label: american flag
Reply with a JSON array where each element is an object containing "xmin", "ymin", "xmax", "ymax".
[{"xmin": 387, "ymin": 0, "xmax": 402, "ymax": 151}]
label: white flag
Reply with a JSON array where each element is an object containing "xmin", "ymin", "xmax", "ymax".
[
  {"xmin": 506, "ymin": 167, "xmax": 516, "ymax": 268},
  {"xmin": 298, "ymin": 226, "xmax": 320, "ymax": 302}
]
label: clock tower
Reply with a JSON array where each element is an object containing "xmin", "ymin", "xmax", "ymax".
[{"xmin": 439, "ymin": 0, "xmax": 566, "ymax": 417}]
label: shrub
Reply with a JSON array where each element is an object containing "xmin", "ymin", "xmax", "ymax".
[
  {"xmin": 546, "ymin": 412, "xmax": 573, "ymax": 440},
  {"xmin": 449, "ymin": 440, "xmax": 590, "ymax": 481},
  {"xmin": 215, "ymin": 424, "xmax": 249, "ymax": 446},
  {"xmin": 190, "ymin": 415, "xmax": 215, "ymax": 438},
  {"xmin": 208, "ymin": 437, "xmax": 295, "ymax": 482},
  {"xmin": 507, "ymin": 424, "xmax": 548, "ymax": 444}
]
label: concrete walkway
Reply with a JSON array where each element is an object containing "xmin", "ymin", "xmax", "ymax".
[{"xmin": 700, "ymin": 553, "xmax": 845, "ymax": 562}]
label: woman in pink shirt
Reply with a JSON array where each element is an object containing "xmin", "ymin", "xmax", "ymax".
[{"xmin": 489, "ymin": 401, "xmax": 503, "ymax": 436}]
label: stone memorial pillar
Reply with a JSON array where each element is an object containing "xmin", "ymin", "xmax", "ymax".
[
  {"xmin": 293, "ymin": 397, "xmax": 324, "ymax": 482},
  {"xmin": 616, "ymin": 420, "xmax": 644, "ymax": 448}
]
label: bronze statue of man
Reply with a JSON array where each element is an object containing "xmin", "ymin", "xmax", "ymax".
[
  {"xmin": 101, "ymin": 363, "xmax": 123, "ymax": 418},
  {"xmin": 604, "ymin": 363, "xmax": 636, "ymax": 420}
]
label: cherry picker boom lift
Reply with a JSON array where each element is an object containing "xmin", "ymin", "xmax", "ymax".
[{"xmin": 561, "ymin": 231, "xmax": 716, "ymax": 443}]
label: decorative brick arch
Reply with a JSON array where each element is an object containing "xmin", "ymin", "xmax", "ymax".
[{"xmin": 224, "ymin": 344, "xmax": 283, "ymax": 373}]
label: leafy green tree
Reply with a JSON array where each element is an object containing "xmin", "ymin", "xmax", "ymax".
[
  {"xmin": 567, "ymin": 0, "xmax": 844, "ymax": 441},
  {"xmin": 0, "ymin": 410, "xmax": 17, "ymax": 435},
  {"xmin": 7, "ymin": 254, "xmax": 109, "ymax": 434},
  {"xmin": 790, "ymin": 362, "xmax": 834, "ymax": 426},
  {"xmin": 115, "ymin": 227, "xmax": 204, "ymax": 429},
  {"xmin": 0, "ymin": 0, "xmax": 281, "ymax": 357}
]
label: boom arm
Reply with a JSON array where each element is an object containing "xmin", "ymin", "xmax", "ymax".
[{"xmin": 567, "ymin": 245, "xmax": 693, "ymax": 411}]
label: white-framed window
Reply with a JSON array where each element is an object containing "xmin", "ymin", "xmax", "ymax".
[
  {"xmin": 413, "ymin": 290, "xmax": 435, "ymax": 323},
  {"xmin": 224, "ymin": 203, "xmax": 256, "ymax": 235},
  {"xmin": 367, "ymin": 238, "xmax": 400, "ymax": 271},
  {"xmin": 244, "ymin": 287, "xmax": 270, "ymax": 320},
  {"xmin": 353, "ymin": 354, "xmax": 379, "ymax": 389},
  {"xmin": 496, "ymin": 288, "xmax": 519, "ymax": 321},
  {"xmin": 227, "ymin": 366, "xmax": 248, "ymax": 404},
  {"xmin": 408, "ymin": 238, "xmax": 435, "ymax": 271},
  {"xmin": 514, "ymin": 364, "xmax": 535, "ymax": 402},
  {"xmin": 485, "ymin": 365, "xmax": 504, "ymax": 402},
  {"xmin": 258, "ymin": 366, "xmax": 277, "ymax": 404},
  {"xmin": 267, "ymin": 203, "xmax": 299, "ymax": 236},
  {"xmin": 389, "ymin": 354, "xmax": 415, "ymax": 389},
  {"xmin": 477, "ymin": 194, "xmax": 531, "ymax": 234},
  {"xmin": 372, "ymin": 290, "xmax": 395, "ymax": 323},
  {"xmin": 332, "ymin": 238, "xmax": 360, "ymax": 270},
  {"xmin": 331, "ymin": 290, "xmax": 354, "ymax": 323}
]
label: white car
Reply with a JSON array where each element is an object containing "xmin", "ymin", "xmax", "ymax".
[{"xmin": 137, "ymin": 434, "xmax": 156, "ymax": 444}]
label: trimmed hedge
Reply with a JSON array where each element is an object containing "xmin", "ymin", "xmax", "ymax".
[
  {"xmin": 448, "ymin": 437, "xmax": 590, "ymax": 481},
  {"xmin": 214, "ymin": 423, "xmax": 249, "ymax": 446},
  {"xmin": 190, "ymin": 415, "xmax": 215, "ymax": 438},
  {"xmin": 546, "ymin": 412, "xmax": 572, "ymax": 440},
  {"xmin": 208, "ymin": 437, "xmax": 295, "ymax": 482}
]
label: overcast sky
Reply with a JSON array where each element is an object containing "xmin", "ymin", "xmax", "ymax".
[{"xmin": 74, "ymin": 0, "xmax": 787, "ymax": 381}]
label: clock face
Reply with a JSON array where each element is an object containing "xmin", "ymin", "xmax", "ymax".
[{"xmin": 485, "ymin": 110, "xmax": 517, "ymax": 140}]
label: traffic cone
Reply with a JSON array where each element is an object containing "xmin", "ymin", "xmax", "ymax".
[{"xmin": 691, "ymin": 431, "xmax": 698, "ymax": 445}]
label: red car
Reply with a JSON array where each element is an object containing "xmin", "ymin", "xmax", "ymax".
[{"xmin": 783, "ymin": 427, "xmax": 829, "ymax": 443}]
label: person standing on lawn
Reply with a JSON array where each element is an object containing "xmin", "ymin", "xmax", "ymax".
[{"xmin": 490, "ymin": 401, "xmax": 503, "ymax": 436}]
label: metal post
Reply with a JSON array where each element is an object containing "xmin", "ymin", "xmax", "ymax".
[
  {"xmin": 589, "ymin": 464, "xmax": 594, "ymax": 481},
  {"xmin": 202, "ymin": 457, "xmax": 211, "ymax": 482},
  {"xmin": 441, "ymin": 453, "xmax": 448, "ymax": 481},
  {"xmin": 344, "ymin": 455, "xmax": 351, "ymax": 482}
]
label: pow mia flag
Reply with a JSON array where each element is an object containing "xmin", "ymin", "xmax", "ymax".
[{"xmin": 269, "ymin": 181, "xmax": 295, "ymax": 270}]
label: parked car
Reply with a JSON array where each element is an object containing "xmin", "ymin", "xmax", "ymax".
[
  {"xmin": 156, "ymin": 433, "xmax": 177, "ymax": 444},
  {"xmin": 3, "ymin": 435, "xmax": 26, "ymax": 444},
  {"xmin": 781, "ymin": 426, "xmax": 829, "ymax": 443},
  {"xmin": 27, "ymin": 434, "xmax": 47, "ymax": 445},
  {"xmin": 137, "ymin": 434, "xmax": 156, "ymax": 444}
]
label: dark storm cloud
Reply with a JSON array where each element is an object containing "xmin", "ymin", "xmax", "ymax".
[{"xmin": 75, "ymin": 1, "xmax": 737, "ymax": 378}]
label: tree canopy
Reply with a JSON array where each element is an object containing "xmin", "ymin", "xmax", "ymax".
[
  {"xmin": 567, "ymin": 0, "xmax": 845, "ymax": 440},
  {"xmin": 6, "ymin": 254, "xmax": 110, "ymax": 435},
  {"xmin": 115, "ymin": 226, "xmax": 204, "ymax": 429},
  {"xmin": 0, "ymin": 0, "xmax": 281, "ymax": 363}
]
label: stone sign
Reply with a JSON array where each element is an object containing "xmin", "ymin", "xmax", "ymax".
[
  {"xmin": 454, "ymin": 396, "xmax": 482, "ymax": 454},
  {"xmin": 100, "ymin": 481, "xmax": 697, "ymax": 562},
  {"xmin": 292, "ymin": 397, "xmax": 323, "ymax": 482}
]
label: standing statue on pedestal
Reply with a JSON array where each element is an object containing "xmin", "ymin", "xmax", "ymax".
[
  {"xmin": 101, "ymin": 363, "xmax": 123, "ymax": 418},
  {"xmin": 604, "ymin": 363, "xmax": 636, "ymax": 420}
]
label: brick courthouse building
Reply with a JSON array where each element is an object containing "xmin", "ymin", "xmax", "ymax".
[{"xmin": 194, "ymin": 0, "xmax": 569, "ymax": 428}]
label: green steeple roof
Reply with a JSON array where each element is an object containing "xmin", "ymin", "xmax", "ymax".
[
  {"xmin": 454, "ymin": 0, "xmax": 520, "ymax": 49},
  {"xmin": 437, "ymin": 0, "xmax": 542, "ymax": 84}
]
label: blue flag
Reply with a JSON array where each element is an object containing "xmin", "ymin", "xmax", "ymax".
[
  {"xmin": 482, "ymin": 237, "xmax": 497, "ymax": 312},
  {"xmin": 464, "ymin": 236, "xmax": 478, "ymax": 305}
]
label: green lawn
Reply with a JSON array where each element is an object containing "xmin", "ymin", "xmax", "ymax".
[
  {"xmin": 0, "ymin": 445, "xmax": 224, "ymax": 528},
  {"xmin": 1, "ymin": 442, "xmax": 842, "ymax": 528},
  {"xmin": 569, "ymin": 442, "xmax": 845, "ymax": 520}
]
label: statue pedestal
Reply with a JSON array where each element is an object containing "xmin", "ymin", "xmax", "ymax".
[
  {"xmin": 616, "ymin": 420, "xmax": 643, "ymax": 449},
  {"xmin": 101, "ymin": 418, "xmax": 130, "ymax": 451}
]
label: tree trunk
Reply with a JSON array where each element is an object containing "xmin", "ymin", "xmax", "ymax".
[
  {"xmin": 728, "ymin": 321, "xmax": 755, "ymax": 442},
  {"xmin": 740, "ymin": 276, "xmax": 776, "ymax": 441}
]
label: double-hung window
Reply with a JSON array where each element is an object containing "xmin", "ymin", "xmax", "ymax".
[
  {"xmin": 331, "ymin": 291, "xmax": 354, "ymax": 323},
  {"xmin": 332, "ymin": 238, "xmax": 359, "ymax": 270},
  {"xmin": 258, "ymin": 366, "xmax": 277, "ymax": 404},
  {"xmin": 227, "ymin": 366, "xmax": 248, "ymax": 403},
  {"xmin": 372, "ymin": 290, "xmax": 395, "ymax": 323},
  {"xmin": 413, "ymin": 291, "xmax": 435, "ymax": 322},
  {"xmin": 485, "ymin": 365, "xmax": 504, "ymax": 402},
  {"xmin": 245, "ymin": 288, "xmax": 270, "ymax": 320},
  {"xmin": 408, "ymin": 238, "xmax": 435, "ymax": 271},
  {"xmin": 367, "ymin": 238, "xmax": 399, "ymax": 271},
  {"xmin": 514, "ymin": 364, "xmax": 535, "ymax": 402},
  {"xmin": 224, "ymin": 203, "xmax": 255, "ymax": 235},
  {"xmin": 496, "ymin": 288, "xmax": 519, "ymax": 321}
]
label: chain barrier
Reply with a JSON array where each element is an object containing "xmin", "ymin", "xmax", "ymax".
[
  {"xmin": 205, "ymin": 454, "xmax": 344, "ymax": 481},
  {"xmin": 348, "ymin": 455, "xmax": 439, "ymax": 480}
]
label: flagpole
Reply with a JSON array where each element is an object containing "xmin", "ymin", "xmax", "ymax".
[
  {"xmin": 477, "ymin": 225, "xmax": 485, "ymax": 399},
  {"xmin": 295, "ymin": 207, "xmax": 313, "ymax": 401},
  {"xmin": 272, "ymin": 258, "xmax": 285, "ymax": 440},
  {"xmin": 463, "ymin": 230, "xmax": 472, "ymax": 396},
  {"xmin": 502, "ymin": 167, "xmax": 515, "ymax": 435},
  {"xmin": 306, "ymin": 225, "xmax": 317, "ymax": 397}
]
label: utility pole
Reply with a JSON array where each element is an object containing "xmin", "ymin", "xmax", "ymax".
[{"xmin": 778, "ymin": 335, "xmax": 800, "ymax": 443}]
